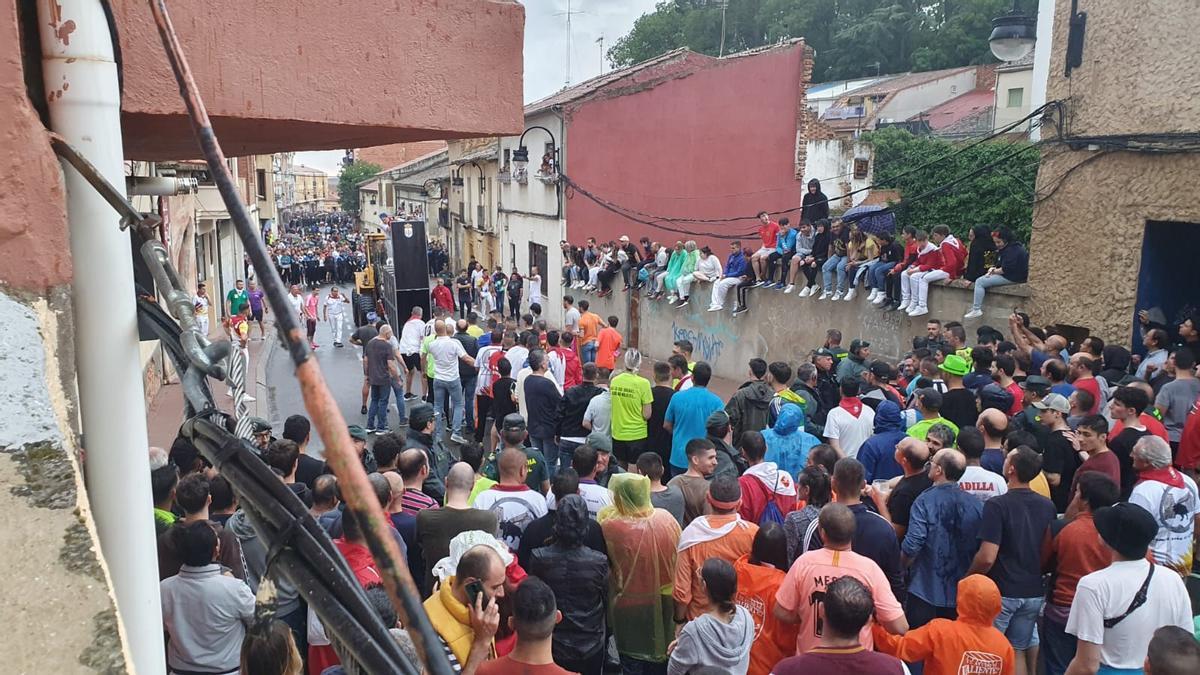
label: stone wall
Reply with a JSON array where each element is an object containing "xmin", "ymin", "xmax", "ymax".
[{"xmin": 581, "ymin": 279, "xmax": 1029, "ymax": 382}]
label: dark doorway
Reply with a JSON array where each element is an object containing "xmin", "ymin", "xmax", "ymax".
[
  {"xmin": 1133, "ymin": 220, "xmax": 1200, "ymax": 351},
  {"xmin": 529, "ymin": 242, "xmax": 549, "ymax": 297}
]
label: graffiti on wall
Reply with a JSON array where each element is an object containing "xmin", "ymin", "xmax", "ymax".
[{"xmin": 671, "ymin": 321, "xmax": 726, "ymax": 365}]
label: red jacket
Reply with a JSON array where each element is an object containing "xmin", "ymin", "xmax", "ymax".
[
  {"xmin": 431, "ymin": 284, "xmax": 455, "ymax": 312},
  {"xmin": 554, "ymin": 346, "xmax": 583, "ymax": 389},
  {"xmin": 937, "ymin": 235, "xmax": 967, "ymax": 279},
  {"xmin": 912, "ymin": 242, "xmax": 943, "ymax": 272},
  {"xmin": 738, "ymin": 471, "xmax": 798, "ymax": 524},
  {"xmin": 893, "ymin": 239, "xmax": 919, "ymax": 274}
]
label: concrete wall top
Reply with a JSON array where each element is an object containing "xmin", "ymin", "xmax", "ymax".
[
  {"xmin": 1045, "ymin": 0, "xmax": 1200, "ymax": 135},
  {"xmin": 109, "ymin": 0, "xmax": 525, "ymax": 159},
  {"xmin": 581, "ymin": 279, "xmax": 1029, "ymax": 383}
]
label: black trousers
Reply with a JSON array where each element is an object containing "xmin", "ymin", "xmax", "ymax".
[
  {"xmin": 766, "ymin": 251, "xmax": 794, "ymax": 284},
  {"xmin": 735, "ymin": 278, "xmax": 755, "ymax": 309}
]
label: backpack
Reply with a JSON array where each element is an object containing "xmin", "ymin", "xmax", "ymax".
[{"xmin": 757, "ymin": 474, "xmax": 786, "ymax": 527}]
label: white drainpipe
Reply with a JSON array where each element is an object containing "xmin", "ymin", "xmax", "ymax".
[{"xmin": 38, "ymin": 1, "xmax": 166, "ymax": 673}]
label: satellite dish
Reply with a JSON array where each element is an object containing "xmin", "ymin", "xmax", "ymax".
[{"xmin": 423, "ymin": 179, "xmax": 443, "ymax": 200}]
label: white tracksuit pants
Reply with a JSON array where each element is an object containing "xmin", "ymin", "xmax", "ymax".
[
  {"xmin": 901, "ymin": 270, "xmax": 950, "ymax": 308},
  {"xmin": 710, "ymin": 277, "xmax": 741, "ymax": 308},
  {"xmin": 328, "ymin": 312, "xmax": 346, "ymax": 343}
]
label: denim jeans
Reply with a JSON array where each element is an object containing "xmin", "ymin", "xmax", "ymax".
[
  {"xmin": 389, "ymin": 379, "xmax": 408, "ymax": 423},
  {"xmin": 460, "ymin": 374, "xmax": 477, "ymax": 430},
  {"xmin": 620, "ymin": 656, "xmax": 667, "ymax": 675},
  {"xmin": 582, "ymin": 341, "xmax": 598, "ymax": 365},
  {"xmin": 433, "ymin": 378, "xmax": 464, "ymax": 437},
  {"xmin": 821, "ymin": 255, "xmax": 848, "ymax": 293},
  {"xmin": 1039, "ymin": 609, "xmax": 1076, "ymax": 675},
  {"xmin": 368, "ymin": 384, "xmax": 391, "ymax": 430},
  {"xmin": 972, "ymin": 274, "xmax": 1015, "ymax": 311},
  {"xmin": 869, "ymin": 260, "xmax": 891, "ymax": 290},
  {"xmin": 531, "ymin": 434, "xmax": 557, "ymax": 474},
  {"xmin": 995, "ymin": 596, "xmax": 1043, "ymax": 650},
  {"xmin": 558, "ymin": 439, "xmax": 583, "ymax": 476}
]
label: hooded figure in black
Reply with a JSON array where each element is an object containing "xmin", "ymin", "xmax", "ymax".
[
  {"xmin": 528, "ymin": 495, "xmax": 610, "ymax": 674},
  {"xmin": 964, "ymin": 224, "xmax": 997, "ymax": 282},
  {"xmin": 800, "ymin": 178, "xmax": 830, "ymax": 224}
]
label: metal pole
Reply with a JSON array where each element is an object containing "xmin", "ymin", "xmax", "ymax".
[{"xmin": 38, "ymin": 1, "xmax": 165, "ymax": 673}]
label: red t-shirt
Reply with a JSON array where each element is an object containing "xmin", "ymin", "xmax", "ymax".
[
  {"xmin": 1004, "ymin": 381, "xmax": 1024, "ymax": 417},
  {"xmin": 1111, "ymin": 412, "xmax": 1170, "ymax": 442},
  {"xmin": 759, "ymin": 221, "xmax": 780, "ymax": 249},
  {"xmin": 1042, "ymin": 512, "xmax": 1112, "ymax": 607},
  {"xmin": 1073, "ymin": 376, "xmax": 1102, "ymax": 414},
  {"xmin": 773, "ymin": 647, "xmax": 906, "ymax": 675},
  {"xmin": 476, "ymin": 656, "xmax": 577, "ymax": 675}
]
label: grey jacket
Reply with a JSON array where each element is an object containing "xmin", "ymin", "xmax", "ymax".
[
  {"xmin": 160, "ymin": 564, "xmax": 255, "ymax": 673},
  {"xmin": 226, "ymin": 510, "xmax": 302, "ymax": 617},
  {"xmin": 667, "ymin": 605, "xmax": 755, "ymax": 674}
]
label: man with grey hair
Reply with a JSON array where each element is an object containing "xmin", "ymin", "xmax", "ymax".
[
  {"xmin": 1129, "ymin": 435, "xmax": 1200, "ymax": 575},
  {"xmin": 899, "ymin": 448, "xmax": 983, "ymax": 628},
  {"xmin": 609, "ymin": 349, "xmax": 653, "ymax": 468}
]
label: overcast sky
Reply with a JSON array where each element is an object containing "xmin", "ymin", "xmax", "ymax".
[{"xmin": 296, "ymin": 0, "xmax": 656, "ymax": 174}]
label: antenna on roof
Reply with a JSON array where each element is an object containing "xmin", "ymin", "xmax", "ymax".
[{"xmin": 555, "ymin": 0, "xmax": 587, "ymax": 89}]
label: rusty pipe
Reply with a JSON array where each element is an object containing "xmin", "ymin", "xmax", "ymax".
[{"xmin": 145, "ymin": 1, "xmax": 449, "ymax": 672}]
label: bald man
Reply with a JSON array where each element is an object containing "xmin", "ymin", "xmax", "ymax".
[
  {"xmin": 472, "ymin": 448, "xmax": 547, "ymax": 552},
  {"xmin": 416, "ymin": 463, "xmax": 499, "ymax": 596},
  {"xmin": 977, "ymin": 408, "xmax": 1009, "ymax": 475},
  {"xmin": 898, "ymin": 448, "xmax": 983, "ymax": 628},
  {"xmin": 873, "ymin": 438, "xmax": 932, "ymax": 540}
]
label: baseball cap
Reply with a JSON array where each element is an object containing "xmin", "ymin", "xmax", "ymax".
[
  {"xmin": 1093, "ymin": 502, "xmax": 1159, "ymax": 560},
  {"xmin": 248, "ymin": 416, "xmax": 272, "ymax": 433},
  {"xmin": 706, "ymin": 410, "xmax": 730, "ymax": 431},
  {"xmin": 586, "ymin": 430, "xmax": 612, "ymax": 453},
  {"xmin": 1033, "ymin": 392, "xmax": 1070, "ymax": 413},
  {"xmin": 937, "ymin": 354, "xmax": 970, "ymax": 377},
  {"xmin": 1021, "ymin": 375, "xmax": 1052, "ymax": 392},
  {"xmin": 408, "ymin": 404, "xmax": 435, "ymax": 431},
  {"xmin": 979, "ymin": 383, "xmax": 1015, "ymax": 412},
  {"xmin": 869, "ymin": 361, "xmax": 892, "ymax": 379},
  {"xmin": 501, "ymin": 413, "xmax": 527, "ymax": 432},
  {"xmin": 850, "ymin": 338, "xmax": 870, "ymax": 353},
  {"xmin": 347, "ymin": 425, "xmax": 368, "ymax": 441},
  {"xmin": 915, "ymin": 388, "xmax": 943, "ymax": 411},
  {"xmin": 813, "ymin": 347, "xmax": 836, "ymax": 359}
]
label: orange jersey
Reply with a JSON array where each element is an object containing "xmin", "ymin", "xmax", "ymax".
[{"xmin": 733, "ymin": 555, "xmax": 799, "ymax": 675}]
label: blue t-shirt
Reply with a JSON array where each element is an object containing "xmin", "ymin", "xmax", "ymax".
[{"xmin": 664, "ymin": 386, "xmax": 725, "ymax": 468}]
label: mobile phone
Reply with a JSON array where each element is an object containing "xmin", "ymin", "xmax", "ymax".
[{"xmin": 465, "ymin": 580, "xmax": 487, "ymax": 608}]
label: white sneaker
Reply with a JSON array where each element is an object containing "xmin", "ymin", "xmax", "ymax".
[
  {"xmin": 831, "ymin": 291, "xmax": 843, "ymax": 301},
  {"xmin": 844, "ymin": 289, "xmax": 856, "ymax": 301},
  {"xmin": 908, "ymin": 305, "xmax": 929, "ymax": 317},
  {"xmin": 964, "ymin": 309, "xmax": 984, "ymax": 319},
  {"xmin": 808, "ymin": 285, "xmax": 820, "ymax": 296},
  {"xmin": 798, "ymin": 286, "xmax": 812, "ymax": 298},
  {"xmin": 872, "ymin": 295, "xmax": 889, "ymax": 306},
  {"xmin": 818, "ymin": 291, "xmax": 831, "ymax": 301},
  {"xmin": 707, "ymin": 305, "xmax": 723, "ymax": 312},
  {"xmin": 783, "ymin": 284, "xmax": 796, "ymax": 294},
  {"xmin": 868, "ymin": 290, "xmax": 880, "ymax": 302},
  {"xmin": 897, "ymin": 300, "xmax": 910, "ymax": 311}
]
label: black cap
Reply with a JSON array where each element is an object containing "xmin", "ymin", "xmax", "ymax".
[
  {"xmin": 979, "ymin": 383, "xmax": 1015, "ymax": 412},
  {"xmin": 1094, "ymin": 503, "xmax": 1159, "ymax": 560},
  {"xmin": 502, "ymin": 413, "xmax": 527, "ymax": 432},
  {"xmin": 869, "ymin": 361, "xmax": 892, "ymax": 379},
  {"xmin": 409, "ymin": 404, "xmax": 436, "ymax": 431},
  {"xmin": 814, "ymin": 348, "xmax": 836, "ymax": 358},
  {"xmin": 247, "ymin": 416, "xmax": 272, "ymax": 433},
  {"xmin": 915, "ymin": 387, "xmax": 943, "ymax": 411},
  {"xmin": 850, "ymin": 339, "xmax": 870, "ymax": 353},
  {"xmin": 1021, "ymin": 375, "xmax": 1052, "ymax": 392}
]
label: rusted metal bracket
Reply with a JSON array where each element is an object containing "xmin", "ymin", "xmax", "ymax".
[{"xmin": 48, "ymin": 132, "xmax": 161, "ymax": 240}]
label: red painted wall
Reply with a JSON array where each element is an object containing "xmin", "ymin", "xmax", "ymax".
[{"xmin": 564, "ymin": 43, "xmax": 807, "ymax": 253}]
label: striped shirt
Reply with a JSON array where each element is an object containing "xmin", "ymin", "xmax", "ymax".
[{"xmin": 400, "ymin": 488, "xmax": 439, "ymax": 516}]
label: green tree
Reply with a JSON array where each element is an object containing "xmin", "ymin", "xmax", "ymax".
[
  {"xmin": 609, "ymin": 0, "xmax": 1013, "ymax": 82},
  {"xmin": 862, "ymin": 127, "xmax": 1037, "ymax": 242},
  {"xmin": 337, "ymin": 160, "xmax": 382, "ymax": 214}
]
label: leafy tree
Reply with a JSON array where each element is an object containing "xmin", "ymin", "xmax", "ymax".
[
  {"xmin": 337, "ymin": 160, "xmax": 382, "ymax": 214},
  {"xmin": 609, "ymin": 0, "xmax": 1015, "ymax": 82},
  {"xmin": 862, "ymin": 127, "xmax": 1037, "ymax": 242}
]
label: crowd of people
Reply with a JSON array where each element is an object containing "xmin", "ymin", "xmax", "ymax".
[
  {"xmin": 268, "ymin": 214, "xmax": 366, "ymax": 288},
  {"xmin": 155, "ymin": 247, "xmax": 1200, "ymax": 675}
]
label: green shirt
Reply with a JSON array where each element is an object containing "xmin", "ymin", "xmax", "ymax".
[
  {"xmin": 906, "ymin": 416, "xmax": 960, "ymax": 441},
  {"xmin": 227, "ymin": 288, "xmax": 248, "ymax": 315},
  {"xmin": 420, "ymin": 334, "xmax": 437, "ymax": 378},
  {"xmin": 466, "ymin": 476, "xmax": 498, "ymax": 505},
  {"xmin": 610, "ymin": 371, "xmax": 653, "ymax": 441},
  {"xmin": 481, "ymin": 446, "xmax": 549, "ymax": 492}
]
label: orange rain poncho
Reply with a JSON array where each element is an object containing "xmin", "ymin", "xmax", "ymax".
[
  {"xmin": 873, "ymin": 574, "xmax": 1015, "ymax": 675},
  {"xmin": 598, "ymin": 474, "xmax": 682, "ymax": 663}
]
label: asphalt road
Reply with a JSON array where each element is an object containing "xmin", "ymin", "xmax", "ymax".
[{"xmin": 263, "ymin": 287, "xmax": 414, "ymax": 459}]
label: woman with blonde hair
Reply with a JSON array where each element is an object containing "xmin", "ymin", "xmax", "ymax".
[{"xmin": 598, "ymin": 471, "xmax": 683, "ymax": 673}]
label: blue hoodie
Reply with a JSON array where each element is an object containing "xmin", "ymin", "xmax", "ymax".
[
  {"xmin": 775, "ymin": 227, "xmax": 797, "ymax": 255},
  {"xmin": 723, "ymin": 250, "xmax": 747, "ymax": 278},
  {"xmin": 763, "ymin": 403, "xmax": 820, "ymax": 480},
  {"xmin": 856, "ymin": 400, "xmax": 907, "ymax": 482}
]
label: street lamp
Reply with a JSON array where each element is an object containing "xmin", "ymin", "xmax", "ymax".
[
  {"xmin": 467, "ymin": 161, "xmax": 486, "ymax": 194},
  {"xmin": 988, "ymin": 0, "xmax": 1036, "ymax": 62},
  {"xmin": 512, "ymin": 125, "xmax": 558, "ymax": 176}
]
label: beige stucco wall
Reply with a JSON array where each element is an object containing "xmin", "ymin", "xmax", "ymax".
[
  {"xmin": 992, "ymin": 67, "xmax": 1032, "ymax": 132},
  {"xmin": 1027, "ymin": 0, "xmax": 1200, "ymax": 342}
]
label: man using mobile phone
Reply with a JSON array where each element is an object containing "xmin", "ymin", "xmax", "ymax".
[{"xmin": 423, "ymin": 544, "xmax": 504, "ymax": 671}]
